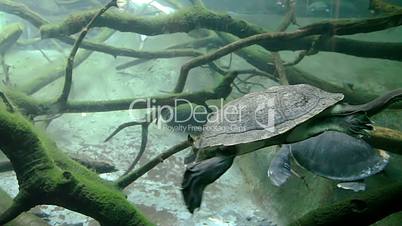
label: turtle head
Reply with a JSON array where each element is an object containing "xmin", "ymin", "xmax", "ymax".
[{"xmin": 330, "ymin": 88, "xmax": 402, "ymax": 117}]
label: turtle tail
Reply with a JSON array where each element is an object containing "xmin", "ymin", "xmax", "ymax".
[
  {"xmin": 341, "ymin": 88, "xmax": 402, "ymax": 116},
  {"xmin": 181, "ymin": 154, "xmax": 235, "ymax": 213}
]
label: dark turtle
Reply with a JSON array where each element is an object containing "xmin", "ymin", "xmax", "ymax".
[
  {"xmin": 268, "ymin": 131, "xmax": 389, "ymax": 191},
  {"xmin": 182, "ymin": 84, "xmax": 402, "ymax": 213},
  {"xmin": 307, "ymin": 1, "xmax": 331, "ymax": 16}
]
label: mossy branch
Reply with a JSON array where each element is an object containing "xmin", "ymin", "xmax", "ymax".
[
  {"xmin": 369, "ymin": 0, "xmax": 402, "ymax": 14},
  {"xmin": 0, "ymin": 107, "xmax": 153, "ymax": 225},
  {"xmin": 0, "ymin": 0, "xmax": 200, "ymax": 63},
  {"xmin": 0, "ymin": 192, "xmax": 33, "ymax": 225},
  {"xmin": 289, "ymin": 183, "xmax": 402, "ymax": 226},
  {"xmin": 0, "ymin": 188, "xmax": 49, "ymax": 226},
  {"xmin": 39, "ymin": 6, "xmax": 402, "ymax": 61},
  {"xmin": 0, "ymin": 157, "xmax": 117, "ymax": 174}
]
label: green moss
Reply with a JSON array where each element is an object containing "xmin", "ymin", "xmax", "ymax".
[
  {"xmin": 3, "ymin": 88, "xmax": 50, "ymax": 116},
  {"xmin": 0, "ymin": 107, "xmax": 153, "ymax": 225}
]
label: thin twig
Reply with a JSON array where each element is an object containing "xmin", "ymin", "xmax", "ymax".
[
  {"xmin": 105, "ymin": 121, "xmax": 146, "ymax": 142},
  {"xmin": 172, "ymin": 28, "xmax": 316, "ymax": 93},
  {"xmin": 272, "ymin": 0, "xmax": 297, "ymax": 85},
  {"xmin": 122, "ymin": 123, "xmax": 150, "ymax": 175},
  {"xmin": 284, "ymin": 50, "xmax": 308, "ymax": 66},
  {"xmin": 57, "ymin": 0, "xmax": 117, "ymax": 107},
  {"xmin": 116, "ymin": 140, "xmax": 191, "ymax": 189},
  {"xmin": 235, "ymin": 77, "xmax": 266, "ymax": 90},
  {"xmin": 0, "ymin": 54, "xmax": 11, "ymax": 86},
  {"xmin": 106, "ymin": 111, "xmax": 157, "ymax": 176},
  {"xmin": 283, "ymin": 33, "xmax": 326, "ymax": 67},
  {"xmin": 36, "ymin": 47, "xmax": 53, "ymax": 63},
  {"xmin": 232, "ymin": 82, "xmax": 249, "ymax": 94},
  {"xmin": 221, "ymin": 53, "xmax": 233, "ymax": 70},
  {"xmin": 0, "ymin": 91, "xmax": 14, "ymax": 112}
]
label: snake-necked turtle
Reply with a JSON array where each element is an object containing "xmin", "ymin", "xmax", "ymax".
[
  {"xmin": 268, "ymin": 131, "xmax": 389, "ymax": 191},
  {"xmin": 182, "ymin": 84, "xmax": 402, "ymax": 213}
]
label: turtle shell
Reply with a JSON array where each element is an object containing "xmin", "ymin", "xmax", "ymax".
[
  {"xmin": 291, "ymin": 131, "xmax": 389, "ymax": 181},
  {"xmin": 195, "ymin": 84, "xmax": 344, "ymax": 149}
]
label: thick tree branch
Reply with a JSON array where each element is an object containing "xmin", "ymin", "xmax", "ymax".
[
  {"xmin": 0, "ymin": 157, "xmax": 117, "ymax": 174},
  {"xmin": 0, "ymin": 188, "xmax": 49, "ymax": 226},
  {"xmin": 0, "ymin": 0, "xmax": 48, "ymax": 28},
  {"xmin": 369, "ymin": 0, "xmax": 402, "ymax": 14},
  {"xmin": 41, "ymin": 7, "xmax": 402, "ymax": 38},
  {"xmin": 290, "ymin": 183, "xmax": 402, "ymax": 226},
  {"xmin": 0, "ymin": 0, "xmax": 200, "ymax": 63},
  {"xmin": 369, "ymin": 126, "xmax": 402, "ymax": 154},
  {"xmin": 0, "ymin": 192, "xmax": 33, "ymax": 225},
  {"xmin": 216, "ymin": 32, "xmax": 402, "ymax": 105},
  {"xmin": 39, "ymin": 6, "xmax": 402, "ymax": 61},
  {"xmin": 0, "ymin": 106, "xmax": 152, "ymax": 225}
]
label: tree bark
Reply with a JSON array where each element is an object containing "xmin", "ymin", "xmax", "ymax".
[
  {"xmin": 290, "ymin": 183, "xmax": 402, "ymax": 226},
  {"xmin": 0, "ymin": 108, "xmax": 153, "ymax": 226}
]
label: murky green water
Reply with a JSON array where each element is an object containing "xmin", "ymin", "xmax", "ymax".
[{"xmin": 0, "ymin": 0, "xmax": 401, "ymax": 225}]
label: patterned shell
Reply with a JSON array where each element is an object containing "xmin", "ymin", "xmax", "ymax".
[{"xmin": 194, "ymin": 84, "xmax": 344, "ymax": 149}]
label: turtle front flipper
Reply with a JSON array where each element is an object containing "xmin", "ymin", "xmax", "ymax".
[
  {"xmin": 181, "ymin": 154, "xmax": 235, "ymax": 213},
  {"xmin": 331, "ymin": 88, "xmax": 402, "ymax": 116},
  {"xmin": 287, "ymin": 113, "xmax": 373, "ymax": 143},
  {"xmin": 268, "ymin": 145, "xmax": 292, "ymax": 186}
]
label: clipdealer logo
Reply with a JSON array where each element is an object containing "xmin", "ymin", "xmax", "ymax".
[{"xmin": 128, "ymin": 97, "xmax": 276, "ymax": 132}]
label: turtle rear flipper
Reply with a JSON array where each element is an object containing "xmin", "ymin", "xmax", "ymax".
[
  {"xmin": 268, "ymin": 145, "xmax": 292, "ymax": 187},
  {"xmin": 181, "ymin": 154, "xmax": 234, "ymax": 213}
]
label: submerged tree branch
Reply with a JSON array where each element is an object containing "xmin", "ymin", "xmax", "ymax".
[
  {"xmin": 0, "ymin": 0, "xmax": 116, "ymax": 95},
  {"xmin": 369, "ymin": 0, "xmax": 402, "ymax": 14},
  {"xmin": 0, "ymin": 188, "xmax": 49, "ymax": 226},
  {"xmin": 216, "ymin": 32, "xmax": 402, "ymax": 106},
  {"xmin": 290, "ymin": 182, "xmax": 402, "ymax": 226},
  {"xmin": 271, "ymin": 0, "xmax": 297, "ymax": 85},
  {"xmin": 0, "ymin": 192, "xmax": 33, "ymax": 225},
  {"xmin": 39, "ymin": 6, "xmax": 402, "ymax": 61},
  {"xmin": 116, "ymin": 140, "xmax": 191, "ymax": 189},
  {"xmin": 57, "ymin": 0, "xmax": 117, "ymax": 107},
  {"xmin": 0, "ymin": 106, "xmax": 152, "ymax": 225},
  {"xmin": 369, "ymin": 126, "xmax": 402, "ymax": 154},
  {"xmin": 0, "ymin": 0, "xmax": 48, "ymax": 28}
]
